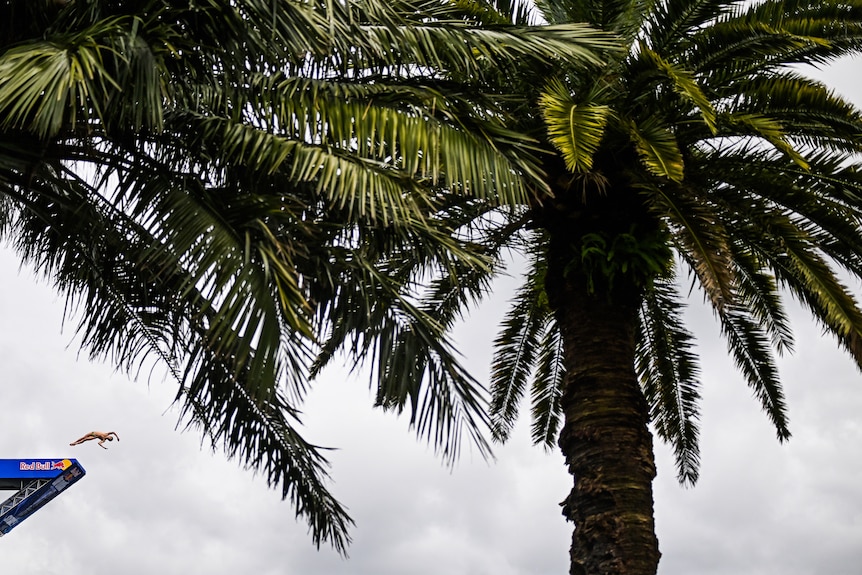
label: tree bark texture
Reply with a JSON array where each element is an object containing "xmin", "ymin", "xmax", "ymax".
[{"xmin": 547, "ymin": 255, "xmax": 661, "ymax": 575}]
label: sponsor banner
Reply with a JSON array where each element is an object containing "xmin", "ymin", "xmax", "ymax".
[{"xmin": 0, "ymin": 459, "xmax": 77, "ymax": 480}]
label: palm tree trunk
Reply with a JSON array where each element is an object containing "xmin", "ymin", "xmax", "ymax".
[{"xmin": 547, "ymin": 254, "xmax": 661, "ymax": 575}]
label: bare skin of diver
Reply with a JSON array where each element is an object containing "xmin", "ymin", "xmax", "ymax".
[{"xmin": 70, "ymin": 431, "xmax": 120, "ymax": 449}]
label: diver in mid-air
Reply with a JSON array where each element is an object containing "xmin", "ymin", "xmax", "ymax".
[{"xmin": 69, "ymin": 431, "xmax": 120, "ymax": 449}]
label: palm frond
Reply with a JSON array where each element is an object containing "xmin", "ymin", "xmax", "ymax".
[
  {"xmin": 738, "ymin": 0, "xmax": 862, "ymax": 65},
  {"xmin": 530, "ymin": 319, "xmax": 565, "ymax": 450},
  {"xmin": 714, "ymin": 73, "xmax": 862, "ymax": 154},
  {"xmin": 0, "ymin": 19, "xmax": 129, "ymax": 138},
  {"xmin": 176, "ymin": 376, "xmax": 354, "ymax": 552},
  {"xmin": 490, "ymin": 255, "xmax": 551, "ymax": 442},
  {"xmin": 635, "ymin": 45, "xmax": 718, "ymax": 133},
  {"xmin": 535, "ymin": 0, "xmax": 652, "ymax": 37},
  {"xmin": 540, "ymin": 78, "xmax": 611, "ymax": 174},
  {"xmin": 450, "ymin": 0, "xmax": 539, "ymax": 26},
  {"xmin": 354, "ymin": 21, "xmax": 617, "ymax": 75},
  {"xmin": 646, "ymin": 0, "xmax": 736, "ymax": 54},
  {"xmin": 175, "ymin": 78, "xmax": 546, "ymax": 211},
  {"xmin": 779, "ymin": 235, "xmax": 862, "ymax": 368},
  {"xmin": 647, "ymin": 184, "xmax": 735, "ymax": 310},
  {"xmin": 366, "ymin": 276, "xmax": 494, "ymax": 463},
  {"xmin": 637, "ymin": 273, "xmax": 701, "ymax": 484},
  {"xmin": 722, "ymin": 193, "xmax": 862, "ymax": 370},
  {"xmin": 309, "ymin": 225, "xmax": 497, "ymax": 464},
  {"xmin": 728, "ymin": 247, "xmax": 795, "ymax": 355},
  {"xmin": 689, "ymin": 0, "xmax": 862, "ymax": 79},
  {"xmin": 627, "ymin": 116, "xmax": 686, "ymax": 181},
  {"xmin": 722, "ymin": 113, "xmax": 809, "ymax": 168},
  {"xmin": 696, "ymin": 144, "xmax": 862, "ymax": 281},
  {"xmin": 718, "ymin": 304, "xmax": 790, "ymax": 440}
]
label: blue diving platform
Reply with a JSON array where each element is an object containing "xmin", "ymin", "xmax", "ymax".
[{"xmin": 0, "ymin": 459, "xmax": 86, "ymax": 536}]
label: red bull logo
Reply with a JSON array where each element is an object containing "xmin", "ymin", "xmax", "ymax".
[{"xmin": 18, "ymin": 460, "xmax": 72, "ymax": 472}]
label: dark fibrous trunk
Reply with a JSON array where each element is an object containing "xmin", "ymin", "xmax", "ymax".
[{"xmin": 544, "ymin": 211, "xmax": 661, "ymax": 575}]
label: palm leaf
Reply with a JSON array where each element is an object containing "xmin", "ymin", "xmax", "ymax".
[
  {"xmin": 637, "ymin": 273, "xmax": 702, "ymax": 484},
  {"xmin": 309, "ymin": 226, "xmax": 497, "ymax": 463},
  {"xmin": 627, "ymin": 116, "xmax": 686, "ymax": 181},
  {"xmin": 718, "ymin": 304, "xmax": 791, "ymax": 440},
  {"xmin": 530, "ymin": 319, "xmax": 566, "ymax": 450},
  {"xmin": 646, "ymin": 183, "xmax": 735, "ymax": 309},
  {"xmin": 535, "ymin": 0, "xmax": 652, "ymax": 36},
  {"xmin": 715, "ymin": 73, "xmax": 862, "ymax": 154},
  {"xmin": 355, "ymin": 21, "xmax": 617, "ymax": 74},
  {"xmin": 636, "ymin": 45, "xmax": 718, "ymax": 133},
  {"xmin": 780, "ymin": 238, "xmax": 862, "ymax": 368},
  {"xmin": 540, "ymin": 78, "xmax": 611, "ymax": 173},
  {"xmin": 490, "ymin": 262, "xmax": 550, "ymax": 442},
  {"xmin": 728, "ymin": 246, "xmax": 795, "ymax": 355},
  {"xmin": 646, "ymin": 0, "xmax": 734, "ymax": 54}
]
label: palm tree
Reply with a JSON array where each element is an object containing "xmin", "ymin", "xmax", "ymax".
[
  {"xmin": 0, "ymin": 0, "xmax": 613, "ymax": 554},
  {"xmin": 312, "ymin": 0, "xmax": 862, "ymax": 573}
]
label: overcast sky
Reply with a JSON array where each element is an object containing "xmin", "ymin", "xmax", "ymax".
[{"xmin": 3, "ymin": 59, "xmax": 862, "ymax": 575}]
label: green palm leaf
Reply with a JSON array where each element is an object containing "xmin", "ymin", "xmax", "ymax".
[
  {"xmin": 648, "ymin": 184, "xmax": 735, "ymax": 309},
  {"xmin": 636, "ymin": 45, "xmax": 718, "ymax": 133},
  {"xmin": 490, "ymin": 265, "xmax": 549, "ymax": 442},
  {"xmin": 530, "ymin": 320, "xmax": 566, "ymax": 450},
  {"xmin": 540, "ymin": 79, "xmax": 611, "ymax": 173},
  {"xmin": 637, "ymin": 274, "xmax": 701, "ymax": 484},
  {"xmin": 628, "ymin": 117, "xmax": 686, "ymax": 181}
]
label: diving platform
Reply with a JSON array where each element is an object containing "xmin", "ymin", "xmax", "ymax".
[{"xmin": 0, "ymin": 459, "xmax": 86, "ymax": 536}]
